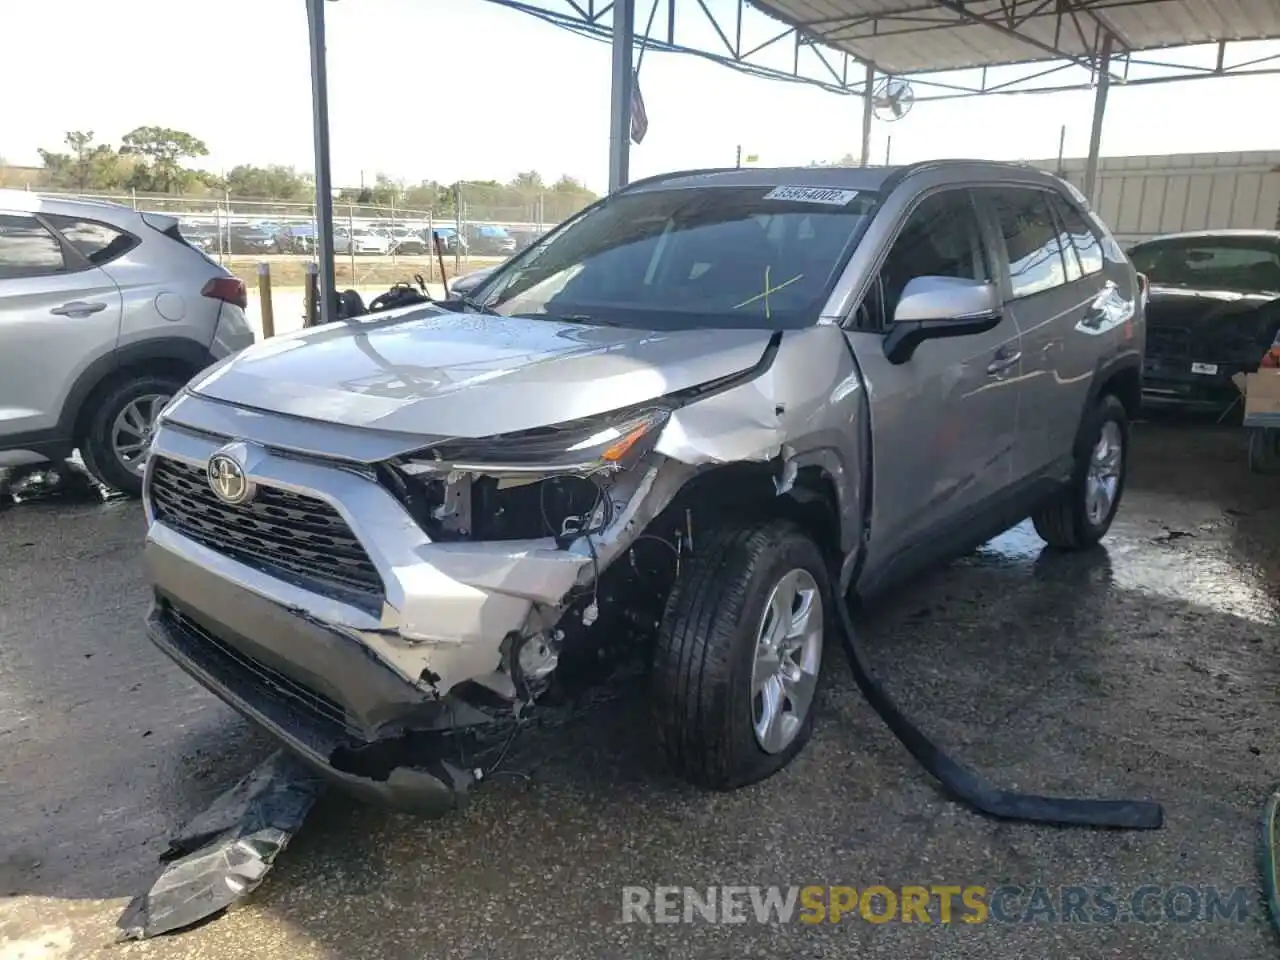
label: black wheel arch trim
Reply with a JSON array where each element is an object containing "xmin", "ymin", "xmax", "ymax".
[{"xmin": 1075, "ymin": 349, "xmax": 1141, "ymax": 454}]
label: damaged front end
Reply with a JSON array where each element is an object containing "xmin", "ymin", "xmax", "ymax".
[{"xmin": 143, "ymin": 323, "xmax": 863, "ymax": 813}]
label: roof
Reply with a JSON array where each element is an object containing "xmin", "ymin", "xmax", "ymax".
[
  {"xmin": 629, "ymin": 159, "xmax": 1060, "ymax": 192},
  {"xmin": 0, "ymin": 188, "xmax": 133, "ymax": 217},
  {"xmin": 749, "ymin": 0, "xmax": 1280, "ymax": 75}
]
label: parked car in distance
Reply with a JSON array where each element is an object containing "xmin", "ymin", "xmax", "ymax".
[
  {"xmin": 335, "ymin": 227, "xmax": 392, "ymax": 256},
  {"xmin": 227, "ymin": 224, "xmax": 279, "ymax": 256},
  {"xmin": 181, "ymin": 223, "xmax": 219, "ymax": 253},
  {"xmin": 510, "ymin": 228, "xmax": 545, "ymax": 252},
  {"xmin": 140, "ymin": 162, "xmax": 1142, "ymax": 815},
  {"xmin": 1127, "ymin": 230, "xmax": 1280, "ymax": 411},
  {"xmin": 387, "ymin": 227, "xmax": 428, "ymax": 255},
  {"xmin": 0, "ymin": 190, "xmax": 254, "ymax": 495},
  {"xmin": 274, "ymin": 223, "xmax": 317, "ymax": 254},
  {"xmin": 428, "ymin": 225, "xmax": 468, "ymax": 255},
  {"xmin": 467, "ymin": 223, "xmax": 517, "ymax": 256}
]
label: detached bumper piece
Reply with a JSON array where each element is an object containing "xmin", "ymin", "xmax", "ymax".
[{"xmin": 116, "ymin": 750, "xmax": 325, "ymax": 940}]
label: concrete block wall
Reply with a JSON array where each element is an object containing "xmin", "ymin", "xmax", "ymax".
[{"xmin": 1027, "ymin": 151, "xmax": 1280, "ymax": 243}]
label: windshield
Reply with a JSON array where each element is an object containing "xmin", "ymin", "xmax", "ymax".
[
  {"xmin": 1129, "ymin": 237, "xmax": 1280, "ymax": 294},
  {"xmin": 475, "ymin": 184, "xmax": 879, "ymax": 330}
]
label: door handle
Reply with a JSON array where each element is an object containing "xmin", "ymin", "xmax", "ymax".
[
  {"xmin": 986, "ymin": 350, "xmax": 1022, "ymax": 376},
  {"xmin": 50, "ymin": 301, "xmax": 108, "ymax": 317}
]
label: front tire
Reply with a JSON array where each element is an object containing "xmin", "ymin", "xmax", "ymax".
[
  {"xmin": 651, "ymin": 520, "xmax": 831, "ymax": 790},
  {"xmin": 80, "ymin": 374, "xmax": 184, "ymax": 497},
  {"xmin": 1033, "ymin": 392, "xmax": 1129, "ymax": 549}
]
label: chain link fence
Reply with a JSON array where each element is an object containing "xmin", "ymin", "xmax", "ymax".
[{"xmin": 28, "ymin": 185, "xmax": 595, "ymax": 289}]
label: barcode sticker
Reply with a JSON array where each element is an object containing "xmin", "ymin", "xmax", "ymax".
[{"xmin": 763, "ymin": 185, "xmax": 860, "ymax": 206}]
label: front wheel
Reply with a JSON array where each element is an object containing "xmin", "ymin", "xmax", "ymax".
[
  {"xmin": 1033, "ymin": 392, "xmax": 1129, "ymax": 549},
  {"xmin": 80, "ymin": 374, "xmax": 184, "ymax": 497},
  {"xmin": 651, "ymin": 519, "xmax": 831, "ymax": 790}
]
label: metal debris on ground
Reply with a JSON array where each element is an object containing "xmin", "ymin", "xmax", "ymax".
[
  {"xmin": 0, "ymin": 460, "xmax": 112, "ymax": 507},
  {"xmin": 116, "ymin": 750, "xmax": 327, "ymax": 941}
]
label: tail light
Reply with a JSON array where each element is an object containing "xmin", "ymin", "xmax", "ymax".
[{"xmin": 202, "ymin": 277, "xmax": 247, "ymax": 310}]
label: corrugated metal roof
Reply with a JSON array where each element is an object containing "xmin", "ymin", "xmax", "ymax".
[{"xmin": 749, "ymin": 0, "xmax": 1280, "ymax": 75}]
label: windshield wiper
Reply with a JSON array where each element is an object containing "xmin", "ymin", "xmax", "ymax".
[{"xmin": 451, "ymin": 294, "xmax": 499, "ymax": 315}]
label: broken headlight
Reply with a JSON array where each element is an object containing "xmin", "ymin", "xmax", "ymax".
[{"xmin": 401, "ymin": 405, "xmax": 672, "ymax": 477}]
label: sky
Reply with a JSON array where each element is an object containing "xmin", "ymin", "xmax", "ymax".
[{"xmin": 3, "ymin": 0, "xmax": 1278, "ymax": 194}]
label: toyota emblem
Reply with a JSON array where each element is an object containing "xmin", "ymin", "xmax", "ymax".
[{"xmin": 207, "ymin": 452, "xmax": 254, "ymax": 505}]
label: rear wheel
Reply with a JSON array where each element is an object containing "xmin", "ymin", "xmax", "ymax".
[
  {"xmin": 80, "ymin": 374, "xmax": 184, "ymax": 497},
  {"xmin": 1033, "ymin": 393, "xmax": 1129, "ymax": 549},
  {"xmin": 651, "ymin": 520, "xmax": 830, "ymax": 790}
]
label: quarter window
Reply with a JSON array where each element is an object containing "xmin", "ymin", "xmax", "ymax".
[
  {"xmin": 44, "ymin": 214, "xmax": 137, "ymax": 266},
  {"xmin": 0, "ymin": 214, "xmax": 66, "ymax": 279},
  {"xmin": 1049, "ymin": 195, "xmax": 1104, "ymax": 276},
  {"xmin": 981, "ymin": 189, "xmax": 1069, "ymax": 299}
]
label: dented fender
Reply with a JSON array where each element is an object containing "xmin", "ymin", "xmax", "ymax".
[{"xmin": 653, "ymin": 325, "xmax": 868, "ymax": 552}]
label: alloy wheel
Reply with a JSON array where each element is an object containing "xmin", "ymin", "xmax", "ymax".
[
  {"xmin": 751, "ymin": 568, "xmax": 823, "ymax": 754},
  {"xmin": 111, "ymin": 393, "xmax": 169, "ymax": 477}
]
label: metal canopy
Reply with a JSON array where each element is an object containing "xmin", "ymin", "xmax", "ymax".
[{"xmin": 751, "ymin": 0, "xmax": 1280, "ymax": 76}]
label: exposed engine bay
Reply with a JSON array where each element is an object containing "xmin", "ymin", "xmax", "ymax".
[{"xmin": 381, "ymin": 453, "xmax": 697, "ymax": 704}]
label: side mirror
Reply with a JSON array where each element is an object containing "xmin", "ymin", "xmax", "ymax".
[{"xmin": 883, "ymin": 276, "xmax": 1003, "ymax": 365}]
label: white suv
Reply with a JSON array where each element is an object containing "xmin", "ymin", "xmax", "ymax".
[{"xmin": 0, "ymin": 191, "xmax": 255, "ymax": 495}]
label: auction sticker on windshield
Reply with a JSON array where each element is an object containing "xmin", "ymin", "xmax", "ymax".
[{"xmin": 764, "ymin": 186, "xmax": 860, "ymax": 206}]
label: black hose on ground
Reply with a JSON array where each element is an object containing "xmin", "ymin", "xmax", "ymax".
[{"xmin": 834, "ymin": 561, "xmax": 1164, "ymax": 829}]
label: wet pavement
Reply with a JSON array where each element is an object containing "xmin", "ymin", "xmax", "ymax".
[{"xmin": 2, "ymin": 416, "xmax": 1279, "ymax": 959}]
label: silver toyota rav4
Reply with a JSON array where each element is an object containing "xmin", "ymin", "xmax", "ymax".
[{"xmin": 142, "ymin": 162, "xmax": 1144, "ymax": 813}]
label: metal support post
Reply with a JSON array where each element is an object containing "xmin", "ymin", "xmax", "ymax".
[
  {"xmin": 1083, "ymin": 34, "xmax": 1113, "ymax": 206},
  {"xmin": 305, "ymin": 0, "xmax": 337, "ymax": 326},
  {"xmin": 608, "ymin": 0, "xmax": 636, "ymax": 193},
  {"xmin": 860, "ymin": 63, "xmax": 875, "ymax": 167}
]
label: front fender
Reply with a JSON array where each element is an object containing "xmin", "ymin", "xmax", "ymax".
[{"xmin": 652, "ymin": 325, "xmax": 869, "ymax": 555}]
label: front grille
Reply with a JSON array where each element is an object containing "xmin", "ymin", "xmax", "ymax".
[
  {"xmin": 167, "ymin": 607, "xmax": 360, "ymax": 740},
  {"xmin": 148, "ymin": 456, "xmax": 384, "ymax": 613},
  {"xmin": 1146, "ymin": 324, "xmax": 1192, "ymax": 360}
]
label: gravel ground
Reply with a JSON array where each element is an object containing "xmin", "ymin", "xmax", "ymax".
[{"xmin": 1, "ymin": 416, "xmax": 1278, "ymax": 959}]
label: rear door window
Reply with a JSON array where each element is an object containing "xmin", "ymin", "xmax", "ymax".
[
  {"xmin": 977, "ymin": 188, "xmax": 1069, "ymax": 299},
  {"xmin": 0, "ymin": 213, "xmax": 67, "ymax": 279},
  {"xmin": 43, "ymin": 215, "xmax": 138, "ymax": 266}
]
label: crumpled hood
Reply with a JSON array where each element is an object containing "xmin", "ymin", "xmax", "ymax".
[{"xmin": 189, "ymin": 305, "xmax": 776, "ymax": 438}]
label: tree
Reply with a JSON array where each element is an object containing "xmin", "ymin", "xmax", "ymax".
[
  {"xmin": 36, "ymin": 130, "xmax": 133, "ymax": 192},
  {"xmin": 120, "ymin": 126, "xmax": 209, "ymax": 194},
  {"xmin": 510, "ymin": 170, "xmax": 544, "ymax": 192},
  {"xmin": 224, "ymin": 164, "xmax": 311, "ymax": 200}
]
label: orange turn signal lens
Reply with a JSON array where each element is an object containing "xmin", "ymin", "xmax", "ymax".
[{"xmin": 601, "ymin": 423, "xmax": 654, "ymax": 462}]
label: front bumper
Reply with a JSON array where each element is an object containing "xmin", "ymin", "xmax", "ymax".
[
  {"xmin": 146, "ymin": 592, "xmax": 471, "ymax": 814},
  {"xmin": 144, "ymin": 408, "xmax": 602, "ymax": 697},
  {"xmin": 1142, "ymin": 357, "xmax": 1245, "ymax": 409}
]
